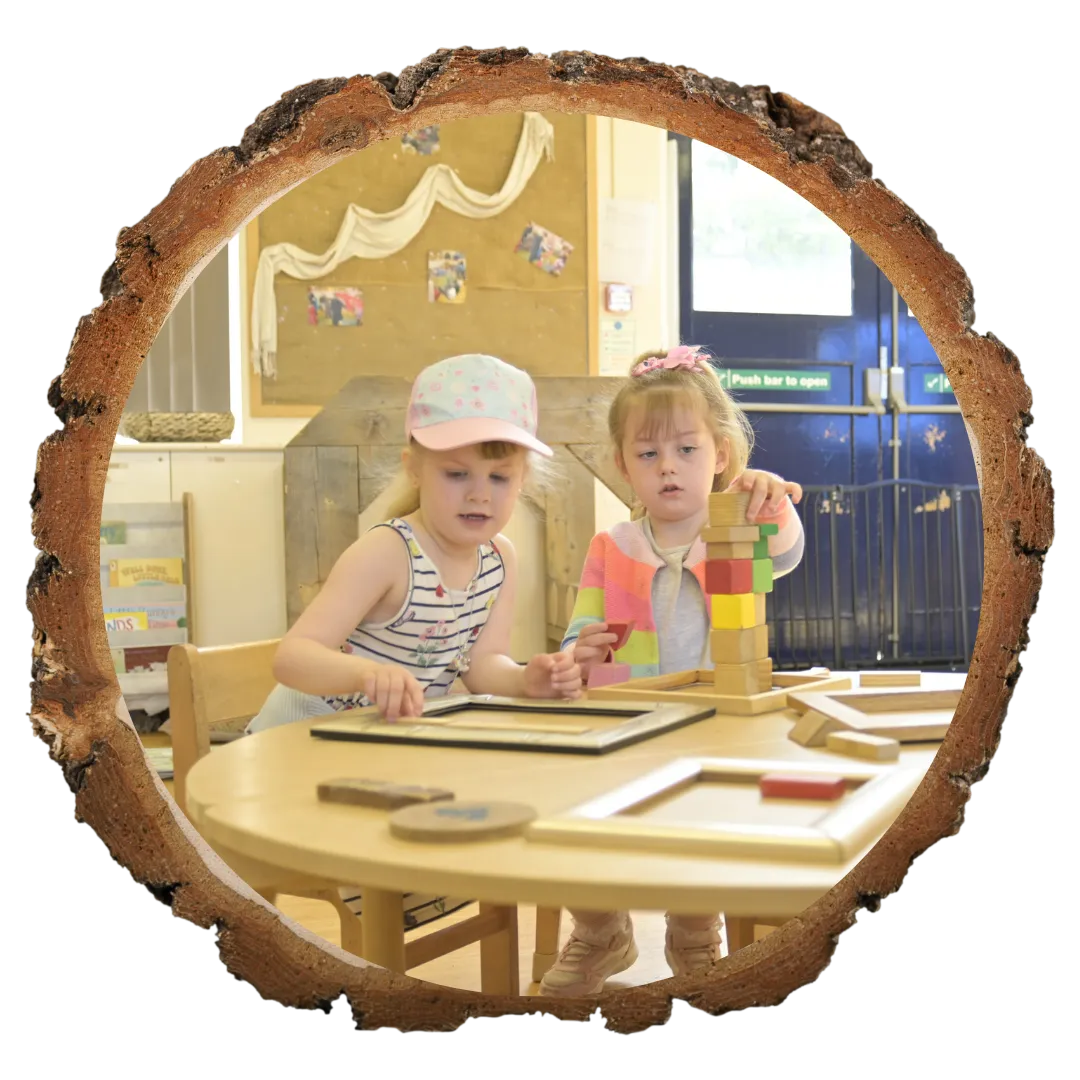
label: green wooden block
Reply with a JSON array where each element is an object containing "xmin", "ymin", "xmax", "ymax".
[
  {"xmin": 753, "ymin": 538, "xmax": 770, "ymax": 559},
  {"xmin": 757, "ymin": 523, "xmax": 779, "ymax": 536},
  {"xmin": 752, "ymin": 558, "xmax": 774, "ymax": 594}
]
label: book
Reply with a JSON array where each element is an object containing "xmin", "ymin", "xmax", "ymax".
[
  {"xmin": 104, "ymin": 601, "xmax": 186, "ymax": 629},
  {"xmin": 99, "ymin": 521, "xmax": 127, "ymax": 544},
  {"xmin": 119, "ymin": 645, "xmax": 173, "ymax": 673},
  {"xmin": 104, "ymin": 611, "xmax": 149, "ymax": 633},
  {"xmin": 108, "ymin": 557, "xmax": 184, "ymax": 587}
]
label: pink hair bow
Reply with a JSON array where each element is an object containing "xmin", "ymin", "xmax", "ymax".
[{"xmin": 631, "ymin": 345, "xmax": 704, "ymax": 378}]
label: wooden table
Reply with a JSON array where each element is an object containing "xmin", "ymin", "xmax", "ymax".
[{"xmin": 185, "ymin": 672, "xmax": 964, "ymax": 985}]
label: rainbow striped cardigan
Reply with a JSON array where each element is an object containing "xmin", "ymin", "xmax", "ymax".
[{"xmin": 561, "ymin": 515, "xmax": 804, "ymax": 677}]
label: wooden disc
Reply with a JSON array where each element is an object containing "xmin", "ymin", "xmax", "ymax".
[{"xmin": 388, "ymin": 800, "xmax": 537, "ymax": 843}]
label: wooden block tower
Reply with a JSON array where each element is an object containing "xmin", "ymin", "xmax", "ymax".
[{"xmin": 703, "ymin": 491, "xmax": 778, "ymax": 697}]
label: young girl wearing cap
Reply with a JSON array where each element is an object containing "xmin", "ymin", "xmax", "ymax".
[
  {"xmin": 249, "ymin": 353, "xmax": 581, "ymax": 734},
  {"xmin": 538, "ymin": 345, "xmax": 805, "ymax": 997}
]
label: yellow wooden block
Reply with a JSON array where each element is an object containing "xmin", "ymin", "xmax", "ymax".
[
  {"xmin": 708, "ymin": 491, "xmax": 752, "ymax": 526},
  {"xmin": 859, "ymin": 670, "xmax": 921, "ymax": 688},
  {"xmin": 705, "ymin": 541, "xmax": 757, "ymax": 559},
  {"xmin": 709, "ymin": 625, "xmax": 769, "ymax": 663},
  {"xmin": 710, "ymin": 592, "xmax": 766, "ymax": 629},
  {"xmin": 713, "ymin": 658, "xmax": 774, "ymax": 695}
]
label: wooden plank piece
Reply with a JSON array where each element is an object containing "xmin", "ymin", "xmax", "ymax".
[
  {"xmin": 859, "ymin": 670, "xmax": 922, "ymax": 687},
  {"xmin": 825, "ymin": 731, "xmax": 901, "ymax": 762},
  {"xmin": 318, "ymin": 778, "xmax": 455, "ymax": 810}
]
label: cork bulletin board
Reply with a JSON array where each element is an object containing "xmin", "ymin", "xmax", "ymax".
[{"xmin": 245, "ymin": 111, "xmax": 594, "ymax": 416}]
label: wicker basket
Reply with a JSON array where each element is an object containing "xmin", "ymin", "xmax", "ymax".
[{"xmin": 119, "ymin": 411, "xmax": 235, "ymax": 443}]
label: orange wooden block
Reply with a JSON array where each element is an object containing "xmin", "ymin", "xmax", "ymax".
[{"xmin": 705, "ymin": 558, "xmax": 754, "ymax": 594}]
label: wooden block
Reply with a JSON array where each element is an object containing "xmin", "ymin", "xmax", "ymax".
[
  {"xmin": 788, "ymin": 709, "xmax": 845, "ymax": 747},
  {"xmin": 588, "ymin": 662, "xmax": 631, "ymax": 688},
  {"xmin": 317, "ymin": 778, "xmax": 455, "ymax": 810},
  {"xmin": 757, "ymin": 523, "xmax": 779, "ymax": 536},
  {"xmin": 759, "ymin": 773, "xmax": 846, "ymax": 800},
  {"xmin": 825, "ymin": 730, "xmax": 901, "ymax": 761},
  {"xmin": 704, "ymin": 558, "xmax": 754, "ymax": 594},
  {"xmin": 752, "ymin": 558, "xmax": 773, "ymax": 594},
  {"xmin": 705, "ymin": 540, "xmax": 757, "ymax": 559},
  {"xmin": 713, "ymin": 658, "xmax": 773, "ymax": 695},
  {"xmin": 710, "ymin": 592, "xmax": 765, "ymax": 630},
  {"xmin": 708, "ymin": 491, "xmax": 752, "ymax": 525},
  {"xmin": 709, "ymin": 625, "xmax": 769, "ymax": 663},
  {"xmin": 859, "ymin": 670, "xmax": 922, "ymax": 688},
  {"xmin": 605, "ymin": 620, "xmax": 635, "ymax": 652},
  {"xmin": 752, "ymin": 538, "xmax": 770, "ymax": 559},
  {"xmin": 698, "ymin": 525, "xmax": 762, "ymax": 543},
  {"xmin": 389, "ymin": 800, "xmax": 537, "ymax": 843}
]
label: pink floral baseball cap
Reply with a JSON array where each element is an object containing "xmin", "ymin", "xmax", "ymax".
[{"xmin": 405, "ymin": 354, "xmax": 552, "ymax": 457}]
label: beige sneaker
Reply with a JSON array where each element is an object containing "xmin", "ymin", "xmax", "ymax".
[
  {"xmin": 538, "ymin": 917, "xmax": 638, "ymax": 997},
  {"xmin": 664, "ymin": 919, "xmax": 722, "ymax": 977}
]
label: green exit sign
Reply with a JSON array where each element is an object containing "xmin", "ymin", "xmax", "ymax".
[
  {"xmin": 923, "ymin": 372, "xmax": 954, "ymax": 394},
  {"xmin": 716, "ymin": 368, "xmax": 832, "ymax": 393}
]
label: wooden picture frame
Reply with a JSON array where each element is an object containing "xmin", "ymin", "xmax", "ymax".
[
  {"xmin": 586, "ymin": 667, "xmax": 853, "ymax": 715},
  {"xmin": 309, "ymin": 694, "xmax": 716, "ymax": 755},
  {"xmin": 527, "ymin": 756, "xmax": 922, "ymax": 864},
  {"xmin": 786, "ymin": 687, "xmax": 962, "ymax": 746}
]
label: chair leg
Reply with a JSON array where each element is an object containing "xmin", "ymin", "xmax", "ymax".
[
  {"xmin": 725, "ymin": 916, "xmax": 757, "ymax": 955},
  {"xmin": 479, "ymin": 903, "xmax": 519, "ymax": 995},
  {"xmin": 532, "ymin": 906, "xmax": 562, "ymax": 982},
  {"xmin": 317, "ymin": 889, "xmax": 365, "ymax": 958},
  {"xmin": 255, "ymin": 886, "xmax": 278, "ymax": 906}
]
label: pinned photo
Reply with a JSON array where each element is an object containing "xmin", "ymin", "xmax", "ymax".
[
  {"xmin": 402, "ymin": 126, "xmax": 441, "ymax": 155},
  {"xmin": 427, "ymin": 251, "xmax": 467, "ymax": 303},
  {"xmin": 308, "ymin": 286, "xmax": 364, "ymax": 327},
  {"xmin": 515, "ymin": 222, "xmax": 574, "ymax": 276}
]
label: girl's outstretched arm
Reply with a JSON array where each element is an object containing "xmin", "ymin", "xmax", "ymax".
[
  {"xmin": 463, "ymin": 535, "xmax": 582, "ymax": 699},
  {"xmin": 272, "ymin": 526, "xmax": 423, "ymax": 717},
  {"xmin": 727, "ymin": 468, "xmax": 805, "ymax": 577}
]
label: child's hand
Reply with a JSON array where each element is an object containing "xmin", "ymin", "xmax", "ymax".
[
  {"xmin": 361, "ymin": 663, "xmax": 425, "ymax": 722},
  {"xmin": 523, "ymin": 651, "xmax": 583, "ymax": 700},
  {"xmin": 728, "ymin": 469, "xmax": 803, "ymax": 523},
  {"xmin": 571, "ymin": 621, "xmax": 619, "ymax": 679}
]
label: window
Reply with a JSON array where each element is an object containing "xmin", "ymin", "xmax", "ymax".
[{"xmin": 691, "ymin": 142, "xmax": 853, "ymax": 317}]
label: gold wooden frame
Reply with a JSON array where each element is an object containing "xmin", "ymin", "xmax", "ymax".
[
  {"xmin": 586, "ymin": 667, "xmax": 852, "ymax": 715},
  {"xmin": 309, "ymin": 694, "xmax": 716, "ymax": 754},
  {"xmin": 786, "ymin": 686, "xmax": 962, "ymax": 746},
  {"xmin": 527, "ymin": 756, "xmax": 922, "ymax": 864}
]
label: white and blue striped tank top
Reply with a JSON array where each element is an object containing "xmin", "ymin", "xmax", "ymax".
[{"xmin": 326, "ymin": 517, "xmax": 505, "ymax": 709}]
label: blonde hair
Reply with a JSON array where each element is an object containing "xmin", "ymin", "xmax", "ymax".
[
  {"xmin": 380, "ymin": 439, "xmax": 553, "ymax": 520},
  {"xmin": 610, "ymin": 348, "xmax": 754, "ymax": 519}
]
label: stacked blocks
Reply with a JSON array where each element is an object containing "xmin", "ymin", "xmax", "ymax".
[{"xmin": 705, "ymin": 492, "xmax": 777, "ymax": 696}]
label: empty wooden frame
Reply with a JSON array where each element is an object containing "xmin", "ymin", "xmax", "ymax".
[
  {"xmin": 587, "ymin": 667, "xmax": 852, "ymax": 715},
  {"xmin": 787, "ymin": 687, "xmax": 962, "ymax": 747},
  {"xmin": 309, "ymin": 694, "xmax": 716, "ymax": 754},
  {"xmin": 527, "ymin": 756, "xmax": 922, "ymax": 864}
]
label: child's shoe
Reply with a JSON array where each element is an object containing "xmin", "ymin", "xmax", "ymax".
[
  {"xmin": 664, "ymin": 918, "xmax": 722, "ymax": 977},
  {"xmin": 538, "ymin": 916, "xmax": 638, "ymax": 996}
]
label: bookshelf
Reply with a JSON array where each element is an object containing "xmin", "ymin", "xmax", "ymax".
[{"xmin": 100, "ymin": 496, "xmax": 195, "ymax": 722}]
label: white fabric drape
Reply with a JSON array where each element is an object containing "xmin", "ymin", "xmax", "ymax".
[{"xmin": 250, "ymin": 112, "xmax": 556, "ymax": 376}]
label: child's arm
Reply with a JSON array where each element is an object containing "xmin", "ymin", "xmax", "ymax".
[
  {"xmin": 462, "ymin": 535, "xmax": 582, "ymax": 699},
  {"xmin": 560, "ymin": 534, "xmax": 619, "ymax": 679},
  {"xmin": 272, "ymin": 526, "xmax": 425, "ymax": 719},
  {"xmin": 727, "ymin": 468, "xmax": 805, "ymax": 578}
]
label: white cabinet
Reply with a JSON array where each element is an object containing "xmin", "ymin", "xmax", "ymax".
[
  {"xmin": 169, "ymin": 450, "xmax": 287, "ymax": 647},
  {"xmin": 103, "ymin": 452, "xmax": 171, "ymax": 502}
]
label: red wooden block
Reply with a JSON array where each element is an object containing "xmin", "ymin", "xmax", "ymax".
[
  {"xmin": 605, "ymin": 620, "xmax": 635, "ymax": 651},
  {"xmin": 758, "ymin": 773, "xmax": 846, "ymax": 801},
  {"xmin": 705, "ymin": 559, "xmax": 754, "ymax": 594},
  {"xmin": 588, "ymin": 662, "xmax": 632, "ymax": 688}
]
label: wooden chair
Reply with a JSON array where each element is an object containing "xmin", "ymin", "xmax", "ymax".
[{"xmin": 167, "ymin": 638, "xmax": 554, "ymax": 992}]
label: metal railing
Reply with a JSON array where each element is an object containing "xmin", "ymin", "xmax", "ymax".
[{"xmin": 770, "ymin": 480, "xmax": 982, "ymax": 671}]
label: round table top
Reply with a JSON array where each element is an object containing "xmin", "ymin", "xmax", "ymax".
[{"xmin": 185, "ymin": 672, "xmax": 965, "ymax": 916}]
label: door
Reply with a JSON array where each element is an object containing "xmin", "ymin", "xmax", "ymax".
[{"xmin": 676, "ymin": 135, "xmax": 980, "ymax": 670}]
